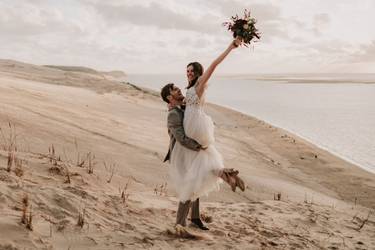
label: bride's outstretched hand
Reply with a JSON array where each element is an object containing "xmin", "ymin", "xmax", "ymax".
[
  {"xmin": 196, "ymin": 35, "xmax": 242, "ymax": 98},
  {"xmin": 232, "ymin": 36, "xmax": 243, "ymax": 48}
]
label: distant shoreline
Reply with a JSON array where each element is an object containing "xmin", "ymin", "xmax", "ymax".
[
  {"xmin": 251, "ymin": 78, "xmax": 375, "ymax": 84},
  {"xmin": 123, "ymin": 82, "xmax": 374, "ymax": 175},
  {"xmin": 127, "ymin": 73, "xmax": 375, "ymax": 84},
  {"xmin": 212, "ymin": 101, "xmax": 375, "ymax": 175},
  {"xmin": 216, "ymin": 74, "xmax": 375, "ymax": 84}
]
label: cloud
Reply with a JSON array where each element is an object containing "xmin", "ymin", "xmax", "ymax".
[
  {"xmin": 203, "ymin": 0, "xmax": 291, "ymax": 42},
  {"xmin": 0, "ymin": 0, "xmax": 373, "ymax": 74},
  {"xmin": 313, "ymin": 13, "xmax": 330, "ymax": 26},
  {"xmin": 348, "ymin": 41, "xmax": 375, "ymax": 63},
  {"xmin": 88, "ymin": 1, "xmax": 218, "ymax": 34},
  {"xmin": 0, "ymin": 3, "xmax": 113, "ymax": 72},
  {"xmin": 0, "ymin": 1, "xmax": 87, "ymax": 39},
  {"xmin": 89, "ymin": 0, "xmax": 295, "ymax": 43},
  {"xmin": 312, "ymin": 13, "xmax": 330, "ymax": 35}
]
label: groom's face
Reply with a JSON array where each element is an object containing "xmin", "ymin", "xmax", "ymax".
[{"xmin": 169, "ymin": 85, "xmax": 184, "ymax": 102}]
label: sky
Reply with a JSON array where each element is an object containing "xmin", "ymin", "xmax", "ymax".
[{"xmin": 1, "ymin": 0, "xmax": 374, "ymax": 74}]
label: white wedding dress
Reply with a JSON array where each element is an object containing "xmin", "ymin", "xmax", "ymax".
[{"xmin": 170, "ymin": 86, "xmax": 224, "ymax": 202}]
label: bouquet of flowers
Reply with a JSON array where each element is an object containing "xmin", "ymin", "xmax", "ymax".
[{"xmin": 223, "ymin": 9, "xmax": 260, "ymax": 47}]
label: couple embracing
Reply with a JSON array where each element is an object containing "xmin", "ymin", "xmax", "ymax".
[{"xmin": 161, "ymin": 37, "xmax": 245, "ymax": 231}]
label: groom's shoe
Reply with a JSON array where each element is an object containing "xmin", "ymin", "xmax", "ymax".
[{"xmin": 191, "ymin": 218, "xmax": 209, "ymax": 230}]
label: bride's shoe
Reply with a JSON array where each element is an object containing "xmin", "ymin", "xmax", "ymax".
[
  {"xmin": 227, "ymin": 173, "xmax": 237, "ymax": 192},
  {"xmin": 234, "ymin": 175, "xmax": 245, "ymax": 192},
  {"xmin": 219, "ymin": 169, "xmax": 234, "ymax": 191},
  {"xmin": 220, "ymin": 168, "xmax": 244, "ymax": 192}
]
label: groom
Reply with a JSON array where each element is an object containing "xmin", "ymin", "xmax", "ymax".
[{"xmin": 161, "ymin": 83, "xmax": 209, "ymax": 230}]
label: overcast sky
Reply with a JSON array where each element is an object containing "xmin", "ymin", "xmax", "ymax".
[{"xmin": 1, "ymin": 0, "xmax": 374, "ymax": 74}]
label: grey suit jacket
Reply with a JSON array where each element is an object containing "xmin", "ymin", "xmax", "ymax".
[{"xmin": 163, "ymin": 106, "xmax": 201, "ymax": 162}]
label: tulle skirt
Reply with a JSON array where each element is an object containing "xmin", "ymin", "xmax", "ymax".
[{"xmin": 169, "ymin": 106, "xmax": 224, "ymax": 202}]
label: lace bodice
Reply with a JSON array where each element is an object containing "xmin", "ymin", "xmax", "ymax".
[{"xmin": 185, "ymin": 87, "xmax": 204, "ymax": 107}]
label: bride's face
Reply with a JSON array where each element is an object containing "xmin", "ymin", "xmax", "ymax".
[{"xmin": 186, "ymin": 65, "xmax": 195, "ymax": 83}]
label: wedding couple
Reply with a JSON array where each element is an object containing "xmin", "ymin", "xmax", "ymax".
[{"xmin": 161, "ymin": 37, "xmax": 245, "ymax": 232}]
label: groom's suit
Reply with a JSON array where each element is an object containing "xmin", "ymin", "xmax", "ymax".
[
  {"xmin": 164, "ymin": 105, "xmax": 202, "ymax": 226},
  {"xmin": 164, "ymin": 106, "xmax": 202, "ymax": 162}
]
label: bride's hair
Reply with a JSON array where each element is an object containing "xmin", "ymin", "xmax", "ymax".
[{"xmin": 186, "ymin": 62, "xmax": 203, "ymax": 89}]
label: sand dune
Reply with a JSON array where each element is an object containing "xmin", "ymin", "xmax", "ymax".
[
  {"xmin": 43, "ymin": 65, "xmax": 127, "ymax": 81},
  {"xmin": 0, "ymin": 60, "xmax": 374, "ymax": 249}
]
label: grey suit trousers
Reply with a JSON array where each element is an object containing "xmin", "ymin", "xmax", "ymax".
[{"xmin": 176, "ymin": 198, "xmax": 200, "ymax": 226}]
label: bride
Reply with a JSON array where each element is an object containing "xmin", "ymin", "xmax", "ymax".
[{"xmin": 170, "ymin": 37, "xmax": 245, "ymax": 202}]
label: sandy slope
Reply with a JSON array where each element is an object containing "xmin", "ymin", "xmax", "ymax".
[{"xmin": 0, "ymin": 60, "xmax": 374, "ymax": 249}]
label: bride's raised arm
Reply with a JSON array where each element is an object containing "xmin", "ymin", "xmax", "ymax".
[{"xmin": 196, "ymin": 37, "xmax": 242, "ymax": 98}]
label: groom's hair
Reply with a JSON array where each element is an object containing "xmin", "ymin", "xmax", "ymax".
[{"xmin": 161, "ymin": 83, "xmax": 174, "ymax": 103}]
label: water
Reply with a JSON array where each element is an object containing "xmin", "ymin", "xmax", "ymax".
[{"xmin": 126, "ymin": 74, "xmax": 375, "ymax": 174}]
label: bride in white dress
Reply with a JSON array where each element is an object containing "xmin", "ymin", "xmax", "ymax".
[{"xmin": 170, "ymin": 37, "xmax": 244, "ymax": 202}]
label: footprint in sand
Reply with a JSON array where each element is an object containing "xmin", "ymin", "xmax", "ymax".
[
  {"xmin": 233, "ymin": 221, "xmax": 241, "ymax": 226},
  {"xmin": 221, "ymin": 213, "xmax": 229, "ymax": 218},
  {"xmin": 211, "ymin": 229, "xmax": 226, "ymax": 236},
  {"xmin": 240, "ymin": 207, "xmax": 255, "ymax": 214},
  {"xmin": 0, "ymin": 173, "xmax": 15, "ymax": 183},
  {"xmin": 224, "ymin": 220, "xmax": 231, "ymax": 226}
]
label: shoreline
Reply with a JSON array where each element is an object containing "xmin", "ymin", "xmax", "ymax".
[
  {"xmin": 204, "ymin": 101, "xmax": 375, "ymax": 209},
  {"xmin": 215, "ymin": 73, "xmax": 375, "ymax": 84},
  {"xmin": 212, "ymin": 102, "xmax": 375, "ymax": 175},
  {"xmin": 125, "ymin": 81, "xmax": 375, "ymax": 175},
  {"xmin": 127, "ymin": 73, "xmax": 375, "ymax": 84}
]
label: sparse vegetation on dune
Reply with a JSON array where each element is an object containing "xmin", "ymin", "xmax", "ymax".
[{"xmin": 0, "ymin": 121, "xmax": 373, "ymax": 249}]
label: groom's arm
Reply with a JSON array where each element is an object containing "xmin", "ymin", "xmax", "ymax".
[{"xmin": 168, "ymin": 111, "xmax": 202, "ymax": 151}]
